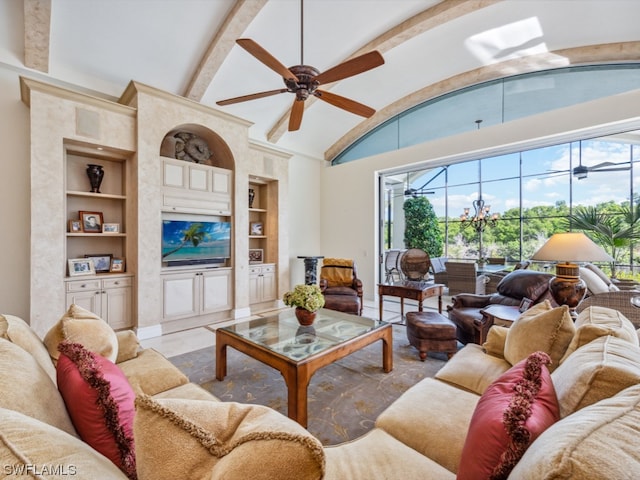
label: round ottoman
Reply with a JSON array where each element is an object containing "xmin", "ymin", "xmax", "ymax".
[{"xmin": 406, "ymin": 311, "xmax": 458, "ymax": 361}]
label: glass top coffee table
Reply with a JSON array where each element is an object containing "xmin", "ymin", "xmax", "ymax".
[{"xmin": 215, "ymin": 308, "xmax": 392, "ymax": 427}]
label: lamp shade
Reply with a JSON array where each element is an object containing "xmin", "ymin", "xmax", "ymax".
[{"xmin": 530, "ymin": 232, "xmax": 613, "ymax": 263}]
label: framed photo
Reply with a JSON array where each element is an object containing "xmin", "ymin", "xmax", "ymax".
[
  {"xmin": 519, "ymin": 297, "xmax": 533, "ymax": 313},
  {"xmin": 84, "ymin": 253, "xmax": 112, "ymax": 273},
  {"xmin": 68, "ymin": 220, "xmax": 82, "ymax": 233},
  {"xmin": 68, "ymin": 258, "xmax": 96, "ymax": 277},
  {"xmin": 110, "ymin": 257, "xmax": 126, "ymax": 273},
  {"xmin": 79, "ymin": 211, "xmax": 103, "ymax": 233},
  {"xmin": 249, "ymin": 249, "xmax": 264, "ymax": 264},
  {"xmin": 102, "ymin": 223, "xmax": 120, "ymax": 234},
  {"xmin": 250, "ymin": 222, "xmax": 264, "ymax": 236}
]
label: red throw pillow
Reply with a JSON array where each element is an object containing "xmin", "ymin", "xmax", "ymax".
[
  {"xmin": 457, "ymin": 351, "xmax": 559, "ymax": 480},
  {"xmin": 57, "ymin": 341, "xmax": 136, "ymax": 480}
]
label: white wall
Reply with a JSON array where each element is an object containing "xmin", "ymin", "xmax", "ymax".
[
  {"xmin": 287, "ymin": 152, "xmax": 325, "ymax": 286},
  {"xmin": 321, "ymin": 89, "xmax": 640, "ymax": 303},
  {"xmin": 0, "ymin": 66, "xmax": 30, "ymax": 319}
]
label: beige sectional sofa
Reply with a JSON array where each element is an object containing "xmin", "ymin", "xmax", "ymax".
[{"xmin": 2, "ymin": 301, "xmax": 640, "ymax": 479}]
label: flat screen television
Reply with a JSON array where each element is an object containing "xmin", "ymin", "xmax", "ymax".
[{"xmin": 162, "ymin": 219, "xmax": 231, "ymax": 266}]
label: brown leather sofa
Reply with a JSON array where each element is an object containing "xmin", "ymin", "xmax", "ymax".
[{"xmin": 446, "ymin": 269, "xmax": 555, "ymax": 345}]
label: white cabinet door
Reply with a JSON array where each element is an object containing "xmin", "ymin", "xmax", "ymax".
[
  {"xmin": 66, "ymin": 289, "xmax": 101, "ymax": 316},
  {"xmin": 201, "ymin": 270, "xmax": 232, "ymax": 313},
  {"xmin": 103, "ymin": 286, "xmax": 132, "ymax": 330},
  {"xmin": 261, "ymin": 269, "xmax": 277, "ymax": 302},
  {"xmin": 163, "ymin": 272, "xmax": 199, "ymax": 320}
]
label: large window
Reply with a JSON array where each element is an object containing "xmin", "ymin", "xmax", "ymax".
[{"xmin": 382, "ymin": 133, "xmax": 640, "ymax": 276}]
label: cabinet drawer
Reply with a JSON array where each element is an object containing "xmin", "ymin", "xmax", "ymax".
[
  {"xmin": 102, "ymin": 277, "xmax": 133, "ymax": 289},
  {"xmin": 262, "ymin": 265, "xmax": 276, "ymax": 273},
  {"xmin": 66, "ymin": 279, "xmax": 101, "ymax": 292},
  {"xmin": 249, "ymin": 266, "xmax": 262, "ymax": 275},
  {"xmin": 163, "ymin": 192, "xmax": 231, "ymax": 215}
]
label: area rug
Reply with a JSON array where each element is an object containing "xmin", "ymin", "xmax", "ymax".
[{"xmin": 168, "ymin": 324, "xmax": 448, "ymax": 445}]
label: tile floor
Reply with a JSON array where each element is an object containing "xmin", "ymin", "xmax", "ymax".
[{"xmin": 140, "ymin": 293, "xmax": 453, "ymax": 358}]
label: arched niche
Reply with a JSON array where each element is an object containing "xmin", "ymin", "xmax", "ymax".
[{"xmin": 159, "ymin": 124, "xmax": 235, "ymax": 171}]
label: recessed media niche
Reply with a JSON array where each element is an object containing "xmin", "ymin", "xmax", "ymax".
[{"xmin": 161, "ymin": 212, "xmax": 231, "ymax": 268}]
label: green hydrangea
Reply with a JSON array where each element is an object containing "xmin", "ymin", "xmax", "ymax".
[{"xmin": 283, "ymin": 284, "xmax": 325, "ymax": 312}]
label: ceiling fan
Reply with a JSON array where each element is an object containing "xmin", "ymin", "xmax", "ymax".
[
  {"xmin": 549, "ymin": 142, "xmax": 631, "ymax": 179},
  {"xmin": 216, "ymin": 0, "xmax": 384, "ymax": 131}
]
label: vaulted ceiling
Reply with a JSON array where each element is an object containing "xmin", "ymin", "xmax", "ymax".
[{"xmin": 3, "ymin": 0, "xmax": 639, "ymax": 161}]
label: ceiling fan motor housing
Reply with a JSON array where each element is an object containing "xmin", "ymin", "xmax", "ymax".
[{"xmin": 285, "ymin": 65, "xmax": 320, "ymax": 100}]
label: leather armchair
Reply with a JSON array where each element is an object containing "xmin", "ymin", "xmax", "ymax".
[
  {"xmin": 446, "ymin": 269, "xmax": 555, "ymax": 345},
  {"xmin": 319, "ymin": 258, "xmax": 363, "ymax": 315}
]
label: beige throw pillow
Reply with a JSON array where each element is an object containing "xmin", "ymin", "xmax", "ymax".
[
  {"xmin": 561, "ymin": 306, "xmax": 639, "ymax": 362},
  {"xmin": 44, "ymin": 304, "xmax": 118, "ymax": 364},
  {"xmin": 482, "ymin": 325, "xmax": 509, "ymax": 359},
  {"xmin": 134, "ymin": 395, "xmax": 325, "ymax": 480},
  {"xmin": 509, "ymin": 383, "xmax": 640, "ymax": 479},
  {"xmin": 0, "ymin": 313, "xmax": 57, "ymax": 382},
  {"xmin": 503, "ymin": 301, "xmax": 575, "ymax": 371},
  {"xmin": 551, "ymin": 335, "xmax": 640, "ymax": 418}
]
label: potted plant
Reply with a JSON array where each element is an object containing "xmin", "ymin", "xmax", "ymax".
[{"xmin": 283, "ymin": 284, "xmax": 325, "ymax": 325}]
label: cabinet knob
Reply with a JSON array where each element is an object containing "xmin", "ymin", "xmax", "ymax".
[
  {"xmin": 114, "ymin": 281, "xmax": 120, "ymax": 285},
  {"xmin": 81, "ymin": 284, "xmax": 86, "ymax": 288}
]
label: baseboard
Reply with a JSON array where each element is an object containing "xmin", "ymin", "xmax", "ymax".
[{"xmin": 136, "ymin": 324, "xmax": 163, "ymax": 340}]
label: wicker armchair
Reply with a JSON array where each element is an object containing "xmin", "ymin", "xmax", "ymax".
[
  {"xmin": 576, "ymin": 291, "xmax": 640, "ymax": 328},
  {"xmin": 444, "ymin": 261, "xmax": 489, "ymax": 296}
]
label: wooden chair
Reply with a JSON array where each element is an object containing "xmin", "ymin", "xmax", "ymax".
[{"xmin": 444, "ymin": 261, "xmax": 488, "ymax": 296}]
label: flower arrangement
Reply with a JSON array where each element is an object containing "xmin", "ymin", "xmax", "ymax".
[{"xmin": 282, "ymin": 284, "xmax": 325, "ymax": 312}]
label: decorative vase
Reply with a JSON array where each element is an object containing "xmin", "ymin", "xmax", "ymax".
[
  {"xmin": 248, "ymin": 188, "xmax": 255, "ymax": 208},
  {"xmin": 295, "ymin": 307, "xmax": 317, "ymax": 326},
  {"xmin": 86, "ymin": 164, "xmax": 104, "ymax": 193}
]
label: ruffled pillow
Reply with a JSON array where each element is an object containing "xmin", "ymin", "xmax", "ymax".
[
  {"xmin": 457, "ymin": 351, "xmax": 560, "ymax": 480},
  {"xmin": 57, "ymin": 341, "xmax": 136, "ymax": 479}
]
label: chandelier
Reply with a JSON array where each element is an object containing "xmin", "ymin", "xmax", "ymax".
[{"xmin": 460, "ymin": 197, "xmax": 499, "ymax": 233}]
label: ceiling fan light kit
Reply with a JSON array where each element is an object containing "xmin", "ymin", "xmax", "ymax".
[{"xmin": 216, "ymin": 0, "xmax": 384, "ymax": 131}]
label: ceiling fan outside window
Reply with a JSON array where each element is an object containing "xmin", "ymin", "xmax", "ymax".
[
  {"xmin": 549, "ymin": 141, "xmax": 632, "ymax": 179},
  {"xmin": 216, "ymin": 0, "xmax": 384, "ymax": 131}
]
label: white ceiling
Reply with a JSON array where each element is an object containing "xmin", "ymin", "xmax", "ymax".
[{"xmin": 3, "ymin": 0, "xmax": 639, "ymax": 161}]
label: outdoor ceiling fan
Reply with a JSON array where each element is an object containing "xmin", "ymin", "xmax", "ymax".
[
  {"xmin": 216, "ymin": 0, "xmax": 384, "ymax": 131},
  {"xmin": 549, "ymin": 141, "xmax": 631, "ymax": 180}
]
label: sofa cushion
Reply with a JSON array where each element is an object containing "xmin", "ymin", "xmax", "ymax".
[
  {"xmin": 579, "ymin": 266, "xmax": 611, "ymax": 295},
  {"xmin": 457, "ymin": 352, "xmax": 559, "ymax": 480},
  {"xmin": 496, "ymin": 270, "xmax": 552, "ymax": 302},
  {"xmin": 509, "ymin": 383, "xmax": 640, "ymax": 479},
  {"xmin": 117, "ymin": 348, "xmax": 189, "ymax": 396},
  {"xmin": 551, "ymin": 335, "xmax": 640, "ymax": 418},
  {"xmin": 0, "ymin": 407, "xmax": 129, "ymax": 479},
  {"xmin": 133, "ymin": 395, "xmax": 325, "ymax": 480},
  {"xmin": 44, "ymin": 304, "xmax": 118, "ymax": 364},
  {"xmin": 57, "ymin": 342, "xmax": 136, "ymax": 479},
  {"xmin": 0, "ymin": 338, "xmax": 76, "ymax": 436},
  {"xmin": 376, "ymin": 377, "xmax": 480, "ymax": 474},
  {"xmin": 561, "ymin": 306, "xmax": 639, "ymax": 362},
  {"xmin": 435, "ymin": 344, "xmax": 510, "ymax": 395},
  {"xmin": 503, "ymin": 301, "xmax": 574, "ymax": 371},
  {"xmin": 115, "ymin": 330, "xmax": 141, "ymax": 364},
  {"xmin": 0, "ymin": 313, "xmax": 57, "ymax": 382},
  {"xmin": 482, "ymin": 325, "xmax": 509, "ymax": 359}
]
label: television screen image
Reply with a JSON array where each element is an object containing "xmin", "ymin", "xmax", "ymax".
[{"xmin": 162, "ymin": 220, "xmax": 231, "ymax": 265}]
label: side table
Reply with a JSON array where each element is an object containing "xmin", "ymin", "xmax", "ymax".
[
  {"xmin": 480, "ymin": 304, "xmax": 521, "ymax": 329},
  {"xmin": 378, "ymin": 281, "xmax": 444, "ymax": 322}
]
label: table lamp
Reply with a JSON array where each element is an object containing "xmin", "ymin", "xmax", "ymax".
[{"xmin": 531, "ymin": 232, "xmax": 614, "ymax": 316}]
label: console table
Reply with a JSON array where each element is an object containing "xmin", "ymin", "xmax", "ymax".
[{"xmin": 378, "ymin": 280, "xmax": 444, "ymax": 322}]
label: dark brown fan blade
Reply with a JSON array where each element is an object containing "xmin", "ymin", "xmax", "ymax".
[
  {"xmin": 288, "ymin": 98, "xmax": 305, "ymax": 131},
  {"xmin": 313, "ymin": 51, "xmax": 384, "ymax": 85},
  {"xmin": 314, "ymin": 90, "xmax": 375, "ymax": 118},
  {"xmin": 216, "ymin": 89, "xmax": 288, "ymax": 106},
  {"xmin": 236, "ymin": 39, "xmax": 299, "ymax": 82}
]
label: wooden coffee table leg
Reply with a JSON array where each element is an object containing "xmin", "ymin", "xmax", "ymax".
[
  {"xmin": 382, "ymin": 327, "xmax": 393, "ymax": 373},
  {"xmin": 215, "ymin": 333, "xmax": 227, "ymax": 380}
]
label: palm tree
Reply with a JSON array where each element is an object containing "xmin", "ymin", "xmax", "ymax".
[
  {"xmin": 565, "ymin": 205, "xmax": 640, "ymax": 277},
  {"xmin": 161, "ymin": 223, "xmax": 209, "ymax": 258}
]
